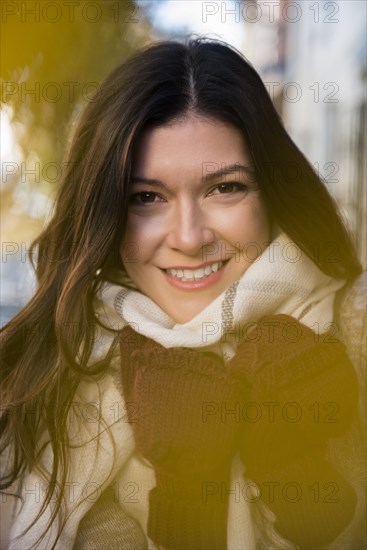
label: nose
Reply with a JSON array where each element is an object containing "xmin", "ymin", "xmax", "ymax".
[{"xmin": 165, "ymin": 199, "xmax": 216, "ymax": 255}]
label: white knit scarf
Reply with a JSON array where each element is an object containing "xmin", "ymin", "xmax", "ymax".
[{"xmin": 96, "ymin": 232, "xmax": 345, "ymax": 360}]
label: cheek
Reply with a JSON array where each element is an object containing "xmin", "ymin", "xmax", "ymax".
[
  {"xmin": 217, "ymin": 200, "xmax": 270, "ymax": 245},
  {"xmin": 121, "ymin": 216, "xmax": 141, "ymax": 266},
  {"xmin": 120, "ymin": 215, "xmax": 161, "ymax": 265}
]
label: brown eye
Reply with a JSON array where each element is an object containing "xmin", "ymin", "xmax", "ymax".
[
  {"xmin": 209, "ymin": 183, "xmax": 247, "ymax": 195},
  {"xmin": 140, "ymin": 192, "xmax": 157, "ymax": 202},
  {"xmin": 218, "ymin": 183, "xmax": 235, "ymax": 193},
  {"xmin": 130, "ymin": 191, "xmax": 161, "ymax": 204}
]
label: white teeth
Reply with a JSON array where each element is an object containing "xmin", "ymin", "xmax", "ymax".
[
  {"xmin": 194, "ymin": 268, "xmax": 205, "ymax": 279},
  {"xmin": 183, "ymin": 269, "xmax": 194, "ymax": 279},
  {"xmin": 166, "ymin": 261, "xmax": 224, "ymax": 281}
]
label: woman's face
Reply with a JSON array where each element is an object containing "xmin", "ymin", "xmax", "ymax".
[{"xmin": 121, "ymin": 116, "xmax": 270, "ymax": 323}]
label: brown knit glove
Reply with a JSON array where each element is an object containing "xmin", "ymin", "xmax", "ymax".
[
  {"xmin": 229, "ymin": 314, "xmax": 358, "ymax": 549},
  {"xmin": 119, "ymin": 325, "xmax": 249, "ymax": 550}
]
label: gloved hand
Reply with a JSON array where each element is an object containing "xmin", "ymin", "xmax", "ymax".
[
  {"xmin": 119, "ymin": 325, "xmax": 250, "ymax": 550},
  {"xmin": 228, "ymin": 314, "xmax": 358, "ymax": 549}
]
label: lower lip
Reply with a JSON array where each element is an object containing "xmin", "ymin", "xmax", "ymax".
[{"xmin": 161, "ymin": 263, "xmax": 227, "ymax": 291}]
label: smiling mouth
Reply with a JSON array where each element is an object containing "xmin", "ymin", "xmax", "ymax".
[{"xmin": 164, "ymin": 260, "xmax": 228, "ymax": 282}]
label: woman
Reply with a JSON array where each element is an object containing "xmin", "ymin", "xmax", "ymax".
[{"xmin": 1, "ymin": 38, "xmax": 364, "ymax": 550}]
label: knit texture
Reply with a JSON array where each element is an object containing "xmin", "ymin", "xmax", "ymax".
[
  {"xmin": 73, "ymin": 488, "xmax": 148, "ymax": 550},
  {"xmin": 120, "ymin": 326, "xmax": 250, "ymax": 550},
  {"xmin": 231, "ymin": 314, "xmax": 359, "ymax": 549},
  {"xmin": 120, "ymin": 314, "xmax": 358, "ymax": 550}
]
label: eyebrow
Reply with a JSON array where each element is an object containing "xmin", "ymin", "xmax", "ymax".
[
  {"xmin": 130, "ymin": 163, "xmax": 256, "ymax": 187},
  {"xmin": 203, "ymin": 163, "xmax": 256, "ymax": 182}
]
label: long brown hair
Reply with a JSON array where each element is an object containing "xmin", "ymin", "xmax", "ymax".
[{"xmin": 1, "ymin": 37, "xmax": 362, "ymax": 547}]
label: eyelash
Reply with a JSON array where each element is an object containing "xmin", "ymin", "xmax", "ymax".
[{"xmin": 129, "ymin": 182, "xmax": 248, "ymax": 206}]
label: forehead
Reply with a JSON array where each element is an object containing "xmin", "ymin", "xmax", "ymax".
[{"xmin": 132, "ymin": 116, "xmax": 251, "ymax": 181}]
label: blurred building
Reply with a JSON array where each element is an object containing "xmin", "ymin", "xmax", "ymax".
[
  {"xmin": 241, "ymin": 0, "xmax": 366, "ymax": 268},
  {"xmin": 241, "ymin": 0, "xmax": 287, "ymax": 115}
]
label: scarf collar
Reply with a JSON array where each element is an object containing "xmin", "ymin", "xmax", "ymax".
[{"xmin": 95, "ymin": 232, "xmax": 345, "ymax": 361}]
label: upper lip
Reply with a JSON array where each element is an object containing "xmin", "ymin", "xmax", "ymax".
[{"xmin": 162, "ymin": 259, "xmax": 228, "ymax": 270}]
